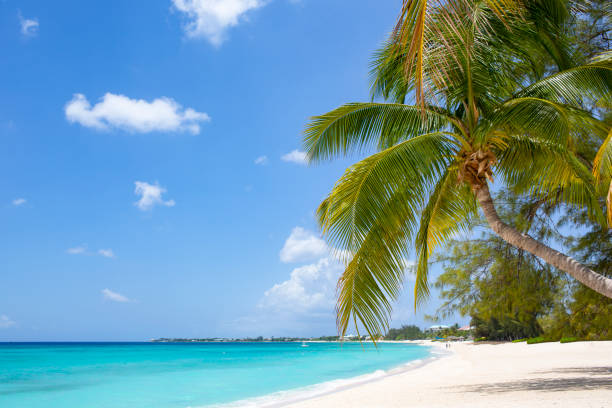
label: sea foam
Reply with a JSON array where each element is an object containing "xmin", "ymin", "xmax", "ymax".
[{"xmin": 203, "ymin": 348, "xmax": 444, "ymax": 408}]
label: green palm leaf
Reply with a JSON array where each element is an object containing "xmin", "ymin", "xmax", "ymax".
[
  {"xmin": 515, "ymin": 54, "xmax": 612, "ymax": 106},
  {"xmin": 593, "ymin": 128, "xmax": 612, "ymax": 225},
  {"xmin": 335, "ymin": 192, "xmax": 417, "ymax": 340},
  {"xmin": 318, "ymin": 132, "xmax": 455, "ymax": 252},
  {"xmin": 304, "ymin": 103, "xmax": 456, "ymax": 162},
  {"xmin": 304, "ymin": 0, "xmax": 612, "ymax": 337},
  {"xmin": 594, "ymin": 128, "xmax": 612, "ymax": 182},
  {"xmin": 495, "ymin": 135, "xmax": 606, "ymax": 225},
  {"xmin": 478, "ymin": 96, "xmax": 608, "ymax": 147},
  {"xmin": 414, "ymin": 167, "xmax": 478, "ymax": 307},
  {"xmin": 319, "ymin": 134, "xmax": 456, "ymax": 338}
]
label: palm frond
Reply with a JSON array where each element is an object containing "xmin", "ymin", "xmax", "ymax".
[
  {"xmin": 335, "ymin": 191, "xmax": 417, "ymax": 341},
  {"xmin": 307, "ymin": 0, "xmax": 612, "ymax": 333},
  {"xmin": 319, "ymin": 132, "xmax": 456, "ymax": 252},
  {"xmin": 370, "ymin": 42, "xmax": 411, "ymax": 104},
  {"xmin": 515, "ymin": 54, "xmax": 612, "ymax": 106},
  {"xmin": 304, "ymin": 103, "xmax": 455, "ymax": 162},
  {"xmin": 483, "ymin": 0, "xmax": 521, "ymax": 19},
  {"xmin": 593, "ymin": 127, "xmax": 612, "ymax": 225},
  {"xmin": 392, "ymin": 0, "xmax": 429, "ymax": 107},
  {"xmin": 522, "ymin": 0, "xmax": 573, "ymax": 70},
  {"xmin": 320, "ymin": 133, "xmax": 457, "ymax": 338},
  {"xmin": 594, "ymin": 127, "xmax": 612, "ymax": 182},
  {"xmin": 478, "ymin": 97, "xmax": 608, "ymax": 147},
  {"xmin": 496, "ymin": 135, "xmax": 606, "ymax": 226},
  {"xmin": 390, "ymin": 0, "xmax": 522, "ymax": 107},
  {"xmin": 414, "ymin": 167, "xmax": 478, "ymax": 307}
]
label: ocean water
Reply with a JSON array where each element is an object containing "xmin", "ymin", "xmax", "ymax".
[{"xmin": 0, "ymin": 342, "xmax": 431, "ymax": 407}]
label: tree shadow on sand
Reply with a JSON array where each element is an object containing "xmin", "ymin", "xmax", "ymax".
[
  {"xmin": 456, "ymin": 367, "xmax": 612, "ymax": 393},
  {"xmin": 535, "ymin": 367, "xmax": 612, "ymax": 376}
]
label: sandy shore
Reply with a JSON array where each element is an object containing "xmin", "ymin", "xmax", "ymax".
[{"xmin": 286, "ymin": 341, "xmax": 612, "ymax": 408}]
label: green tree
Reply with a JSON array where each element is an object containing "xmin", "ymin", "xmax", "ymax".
[
  {"xmin": 302, "ymin": 0, "xmax": 612, "ymax": 338},
  {"xmin": 544, "ymin": 207, "xmax": 612, "ymax": 339},
  {"xmin": 385, "ymin": 324, "xmax": 425, "ymax": 340},
  {"xmin": 432, "ymin": 192, "xmax": 562, "ymax": 340},
  {"xmin": 571, "ymin": 0, "xmax": 611, "ymax": 60},
  {"xmin": 431, "ymin": 197, "xmax": 612, "ymax": 341}
]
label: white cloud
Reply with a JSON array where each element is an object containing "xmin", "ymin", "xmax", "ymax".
[
  {"xmin": 228, "ymin": 226, "xmax": 342, "ymax": 336},
  {"xmin": 66, "ymin": 245, "xmax": 116, "ymax": 258},
  {"xmin": 18, "ymin": 13, "xmax": 38, "ymax": 37},
  {"xmin": 12, "ymin": 198, "xmax": 27, "ymax": 206},
  {"xmin": 66, "ymin": 245, "xmax": 87, "ymax": 255},
  {"xmin": 234, "ymin": 224, "xmax": 432, "ymax": 336},
  {"xmin": 98, "ymin": 249, "xmax": 115, "ymax": 258},
  {"xmin": 0, "ymin": 315, "xmax": 16, "ymax": 329},
  {"xmin": 279, "ymin": 227, "xmax": 328, "ymax": 263},
  {"xmin": 65, "ymin": 93, "xmax": 210, "ymax": 134},
  {"xmin": 254, "ymin": 155, "xmax": 268, "ymax": 165},
  {"xmin": 259, "ymin": 257, "xmax": 343, "ymax": 312},
  {"xmin": 134, "ymin": 181, "xmax": 176, "ymax": 211},
  {"xmin": 172, "ymin": 0, "xmax": 266, "ymax": 46},
  {"xmin": 102, "ymin": 288, "xmax": 130, "ymax": 303},
  {"xmin": 281, "ymin": 149, "xmax": 308, "ymax": 165}
]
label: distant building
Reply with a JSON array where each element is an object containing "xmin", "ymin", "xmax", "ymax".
[
  {"xmin": 428, "ymin": 325, "xmax": 450, "ymax": 332},
  {"xmin": 341, "ymin": 334, "xmax": 357, "ymax": 340},
  {"xmin": 458, "ymin": 325, "xmax": 473, "ymax": 331}
]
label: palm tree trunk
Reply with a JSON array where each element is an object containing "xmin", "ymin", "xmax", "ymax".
[{"xmin": 474, "ymin": 183, "xmax": 612, "ymax": 298}]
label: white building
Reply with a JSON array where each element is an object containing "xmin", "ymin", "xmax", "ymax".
[{"xmin": 428, "ymin": 325, "xmax": 450, "ymax": 332}]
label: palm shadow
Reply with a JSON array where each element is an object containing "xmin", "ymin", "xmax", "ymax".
[{"xmin": 456, "ymin": 367, "xmax": 612, "ymax": 394}]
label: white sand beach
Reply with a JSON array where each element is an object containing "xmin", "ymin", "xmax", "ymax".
[{"xmin": 286, "ymin": 341, "xmax": 612, "ymax": 408}]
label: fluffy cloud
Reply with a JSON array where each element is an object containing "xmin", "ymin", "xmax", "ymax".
[
  {"xmin": 65, "ymin": 93, "xmax": 210, "ymax": 134},
  {"xmin": 259, "ymin": 257, "xmax": 343, "ymax": 312},
  {"xmin": 172, "ymin": 0, "xmax": 265, "ymax": 46},
  {"xmin": 279, "ymin": 227, "xmax": 328, "ymax": 263},
  {"xmin": 0, "ymin": 315, "xmax": 16, "ymax": 329},
  {"xmin": 281, "ymin": 149, "xmax": 308, "ymax": 165},
  {"xmin": 134, "ymin": 181, "xmax": 175, "ymax": 211},
  {"xmin": 236, "ymin": 225, "xmax": 439, "ymax": 336},
  {"xmin": 102, "ymin": 288, "xmax": 130, "ymax": 303},
  {"xmin": 229, "ymin": 227, "xmax": 342, "ymax": 336},
  {"xmin": 66, "ymin": 245, "xmax": 87, "ymax": 255},
  {"xmin": 19, "ymin": 13, "xmax": 38, "ymax": 37},
  {"xmin": 98, "ymin": 249, "xmax": 115, "ymax": 258},
  {"xmin": 12, "ymin": 198, "xmax": 27, "ymax": 206},
  {"xmin": 254, "ymin": 155, "xmax": 268, "ymax": 165}
]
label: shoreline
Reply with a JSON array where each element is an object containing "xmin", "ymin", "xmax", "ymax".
[
  {"xmin": 283, "ymin": 340, "xmax": 612, "ymax": 408},
  {"xmin": 209, "ymin": 342, "xmax": 442, "ymax": 408}
]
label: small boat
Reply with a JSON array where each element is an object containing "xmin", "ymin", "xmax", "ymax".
[{"xmin": 301, "ymin": 342, "xmax": 309, "ymax": 347}]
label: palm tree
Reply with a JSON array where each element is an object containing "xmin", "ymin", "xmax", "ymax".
[{"xmin": 303, "ymin": 0, "xmax": 612, "ymax": 338}]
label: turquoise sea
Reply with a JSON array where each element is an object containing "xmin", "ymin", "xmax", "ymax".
[{"xmin": 0, "ymin": 342, "xmax": 431, "ymax": 407}]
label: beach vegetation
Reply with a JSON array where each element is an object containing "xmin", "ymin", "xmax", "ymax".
[
  {"xmin": 432, "ymin": 192, "xmax": 612, "ymax": 342},
  {"xmin": 303, "ymin": 0, "xmax": 612, "ymax": 340},
  {"xmin": 432, "ymin": 192, "xmax": 562, "ymax": 341},
  {"xmin": 539, "ymin": 206, "xmax": 612, "ymax": 340},
  {"xmin": 385, "ymin": 325, "xmax": 425, "ymax": 340},
  {"xmin": 525, "ymin": 336, "xmax": 555, "ymax": 345}
]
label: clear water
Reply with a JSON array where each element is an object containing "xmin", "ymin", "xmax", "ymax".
[{"xmin": 0, "ymin": 342, "xmax": 430, "ymax": 407}]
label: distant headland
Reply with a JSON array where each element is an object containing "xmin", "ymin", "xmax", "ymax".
[{"xmin": 150, "ymin": 335, "xmax": 366, "ymax": 343}]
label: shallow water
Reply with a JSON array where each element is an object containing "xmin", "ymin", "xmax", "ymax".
[{"xmin": 0, "ymin": 342, "xmax": 430, "ymax": 407}]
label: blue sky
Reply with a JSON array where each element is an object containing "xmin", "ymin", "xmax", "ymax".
[{"xmin": 0, "ymin": 0, "xmax": 466, "ymax": 341}]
